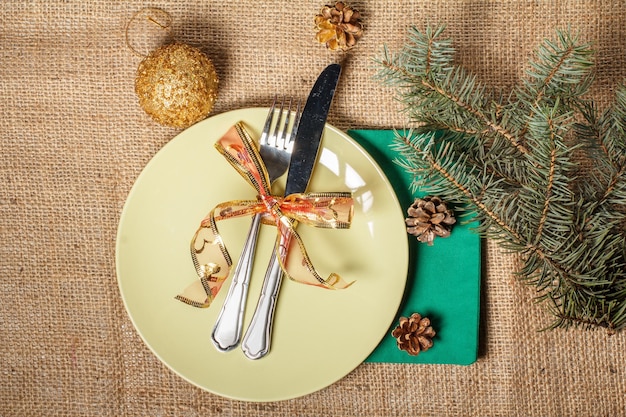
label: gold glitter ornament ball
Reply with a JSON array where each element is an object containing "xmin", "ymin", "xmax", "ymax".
[{"xmin": 135, "ymin": 42, "xmax": 219, "ymax": 128}]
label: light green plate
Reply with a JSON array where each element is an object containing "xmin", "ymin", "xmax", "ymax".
[{"xmin": 116, "ymin": 108, "xmax": 408, "ymax": 401}]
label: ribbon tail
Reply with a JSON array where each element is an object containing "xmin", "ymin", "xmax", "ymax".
[
  {"xmin": 176, "ymin": 199, "xmax": 268, "ymax": 308},
  {"xmin": 175, "ymin": 273, "xmax": 219, "ymax": 308},
  {"xmin": 275, "ymin": 218, "xmax": 354, "ymax": 290},
  {"xmin": 176, "ymin": 208, "xmax": 231, "ymax": 308}
]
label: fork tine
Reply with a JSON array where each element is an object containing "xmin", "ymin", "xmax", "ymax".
[
  {"xmin": 260, "ymin": 96, "xmax": 277, "ymax": 146},
  {"xmin": 261, "ymin": 96, "xmax": 301, "ymax": 151},
  {"xmin": 277, "ymin": 97, "xmax": 293, "ymax": 149},
  {"xmin": 270, "ymin": 96, "xmax": 286, "ymax": 147}
]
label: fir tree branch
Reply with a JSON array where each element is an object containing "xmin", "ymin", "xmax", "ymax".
[
  {"xmin": 394, "ymin": 132, "xmax": 523, "ymax": 240},
  {"xmin": 535, "ymin": 119, "xmax": 558, "ymax": 241},
  {"xmin": 516, "ymin": 30, "xmax": 594, "ymax": 141},
  {"xmin": 380, "ymin": 59, "xmax": 529, "ymax": 155},
  {"xmin": 379, "ymin": 25, "xmax": 626, "ymax": 331},
  {"xmin": 375, "ymin": 27, "xmax": 529, "ymax": 156},
  {"xmin": 393, "ymin": 130, "xmax": 596, "ymax": 296}
]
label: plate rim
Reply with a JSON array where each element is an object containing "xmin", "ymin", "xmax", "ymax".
[{"xmin": 115, "ymin": 108, "xmax": 409, "ymax": 401}]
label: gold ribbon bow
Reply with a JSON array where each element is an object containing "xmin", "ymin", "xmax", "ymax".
[{"xmin": 176, "ymin": 122, "xmax": 354, "ymax": 308}]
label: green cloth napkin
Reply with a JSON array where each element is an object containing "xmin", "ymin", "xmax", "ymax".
[{"xmin": 348, "ymin": 130, "xmax": 481, "ymax": 365}]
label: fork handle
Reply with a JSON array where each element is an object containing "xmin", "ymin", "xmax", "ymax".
[
  {"xmin": 211, "ymin": 213, "xmax": 262, "ymax": 351},
  {"xmin": 241, "ymin": 243, "xmax": 284, "ymax": 360}
]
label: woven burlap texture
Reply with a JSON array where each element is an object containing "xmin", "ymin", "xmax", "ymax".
[{"xmin": 2, "ymin": 1, "xmax": 626, "ymax": 416}]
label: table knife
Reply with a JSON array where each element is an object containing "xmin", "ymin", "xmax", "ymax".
[{"xmin": 241, "ymin": 63, "xmax": 342, "ymax": 359}]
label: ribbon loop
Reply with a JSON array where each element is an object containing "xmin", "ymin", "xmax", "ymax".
[{"xmin": 177, "ymin": 122, "xmax": 354, "ymax": 308}]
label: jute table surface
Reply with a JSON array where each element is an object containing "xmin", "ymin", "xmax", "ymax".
[{"xmin": 2, "ymin": 1, "xmax": 625, "ymax": 416}]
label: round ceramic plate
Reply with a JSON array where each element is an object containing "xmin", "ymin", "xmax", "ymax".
[{"xmin": 116, "ymin": 108, "xmax": 408, "ymax": 401}]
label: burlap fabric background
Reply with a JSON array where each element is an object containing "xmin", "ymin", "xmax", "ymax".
[{"xmin": 2, "ymin": 1, "xmax": 626, "ymax": 416}]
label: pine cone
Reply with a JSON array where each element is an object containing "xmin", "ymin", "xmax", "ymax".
[
  {"xmin": 314, "ymin": 2, "xmax": 363, "ymax": 51},
  {"xmin": 391, "ymin": 313, "xmax": 436, "ymax": 356},
  {"xmin": 406, "ymin": 196, "xmax": 456, "ymax": 245}
]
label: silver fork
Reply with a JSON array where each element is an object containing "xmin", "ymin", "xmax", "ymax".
[{"xmin": 211, "ymin": 97, "xmax": 301, "ymax": 352}]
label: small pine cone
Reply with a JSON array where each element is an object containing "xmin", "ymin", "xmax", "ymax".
[
  {"xmin": 391, "ymin": 313, "xmax": 436, "ymax": 356},
  {"xmin": 314, "ymin": 2, "xmax": 363, "ymax": 51},
  {"xmin": 406, "ymin": 196, "xmax": 456, "ymax": 245}
]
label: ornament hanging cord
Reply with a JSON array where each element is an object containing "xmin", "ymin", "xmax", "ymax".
[{"xmin": 125, "ymin": 7, "xmax": 173, "ymax": 57}]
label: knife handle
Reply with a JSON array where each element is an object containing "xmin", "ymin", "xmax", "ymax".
[
  {"xmin": 211, "ymin": 213, "xmax": 262, "ymax": 351},
  {"xmin": 241, "ymin": 240, "xmax": 285, "ymax": 360}
]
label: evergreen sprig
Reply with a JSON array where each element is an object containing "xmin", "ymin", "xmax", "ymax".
[{"xmin": 376, "ymin": 25, "xmax": 626, "ymax": 332}]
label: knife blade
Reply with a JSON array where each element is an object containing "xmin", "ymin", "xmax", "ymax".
[
  {"xmin": 284, "ymin": 64, "xmax": 341, "ymax": 195},
  {"xmin": 241, "ymin": 63, "xmax": 342, "ymax": 359}
]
